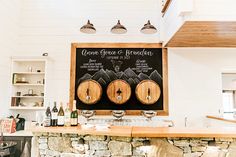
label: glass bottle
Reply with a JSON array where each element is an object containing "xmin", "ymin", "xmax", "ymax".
[
  {"xmin": 71, "ymin": 100, "xmax": 78, "ymax": 126},
  {"xmin": 57, "ymin": 102, "xmax": 65, "ymax": 126},
  {"xmin": 64, "ymin": 103, "xmax": 71, "ymax": 127},
  {"xmin": 44, "ymin": 105, "xmax": 51, "ymax": 127},
  {"xmin": 51, "ymin": 102, "xmax": 58, "ymax": 126}
]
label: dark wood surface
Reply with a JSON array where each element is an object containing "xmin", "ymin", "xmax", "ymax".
[
  {"xmin": 106, "ymin": 79, "xmax": 131, "ymax": 105},
  {"xmin": 135, "ymin": 80, "xmax": 161, "ymax": 105},
  {"xmin": 77, "ymin": 80, "xmax": 102, "ymax": 105}
]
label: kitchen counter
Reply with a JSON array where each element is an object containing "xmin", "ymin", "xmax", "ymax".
[{"xmin": 31, "ymin": 125, "xmax": 236, "ymax": 138}]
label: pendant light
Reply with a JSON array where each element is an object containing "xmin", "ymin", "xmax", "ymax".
[
  {"xmin": 111, "ymin": 20, "xmax": 127, "ymax": 34},
  {"xmin": 80, "ymin": 20, "xmax": 96, "ymax": 34},
  {"xmin": 140, "ymin": 20, "xmax": 157, "ymax": 34}
]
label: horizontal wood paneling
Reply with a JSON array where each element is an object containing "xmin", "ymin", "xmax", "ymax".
[{"xmin": 166, "ymin": 21, "xmax": 236, "ymax": 47}]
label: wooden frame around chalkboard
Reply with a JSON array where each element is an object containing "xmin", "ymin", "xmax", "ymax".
[{"xmin": 70, "ymin": 43, "xmax": 169, "ymax": 116}]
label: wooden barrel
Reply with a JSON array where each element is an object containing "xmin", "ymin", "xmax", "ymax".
[
  {"xmin": 77, "ymin": 80, "xmax": 102, "ymax": 105},
  {"xmin": 107, "ymin": 79, "xmax": 131, "ymax": 104},
  {"xmin": 135, "ymin": 80, "xmax": 161, "ymax": 105}
]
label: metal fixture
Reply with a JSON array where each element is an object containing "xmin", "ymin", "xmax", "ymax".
[
  {"xmin": 116, "ymin": 88, "xmax": 122, "ymax": 101},
  {"xmin": 142, "ymin": 110, "xmax": 157, "ymax": 121},
  {"xmin": 140, "ymin": 20, "xmax": 157, "ymax": 34},
  {"xmin": 86, "ymin": 88, "xmax": 91, "ymax": 101},
  {"xmin": 42, "ymin": 53, "xmax": 48, "ymax": 56},
  {"xmin": 81, "ymin": 110, "xmax": 95, "ymax": 123},
  {"xmin": 184, "ymin": 117, "xmax": 188, "ymax": 127},
  {"xmin": 80, "ymin": 20, "xmax": 96, "ymax": 34},
  {"xmin": 111, "ymin": 20, "xmax": 127, "ymax": 34},
  {"xmin": 112, "ymin": 110, "xmax": 125, "ymax": 120},
  {"xmin": 146, "ymin": 88, "xmax": 151, "ymax": 100}
]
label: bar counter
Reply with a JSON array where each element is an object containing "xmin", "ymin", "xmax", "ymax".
[
  {"xmin": 31, "ymin": 125, "xmax": 236, "ymax": 157},
  {"xmin": 31, "ymin": 125, "xmax": 132, "ymax": 137},
  {"xmin": 31, "ymin": 125, "xmax": 236, "ymax": 138}
]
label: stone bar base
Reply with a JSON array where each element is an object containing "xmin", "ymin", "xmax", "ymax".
[{"xmin": 33, "ymin": 132, "xmax": 236, "ymax": 157}]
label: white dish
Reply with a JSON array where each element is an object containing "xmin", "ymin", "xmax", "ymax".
[{"xmin": 81, "ymin": 124, "xmax": 94, "ymax": 129}]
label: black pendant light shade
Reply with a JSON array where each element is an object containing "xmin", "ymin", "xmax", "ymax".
[
  {"xmin": 80, "ymin": 20, "xmax": 96, "ymax": 34},
  {"xmin": 140, "ymin": 20, "xmax": 157, "ymax": 34},
  {"xmin": 111, "ymin": 20, "xmax": 127, "ymax": 34}
]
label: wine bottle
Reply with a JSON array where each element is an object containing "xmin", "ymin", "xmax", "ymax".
[
  {"xmin": 57, "ymin": 102, "xmax": 65, "ymax": 126},
  {"xmin": 51, "ymin": 102, "xmax": 58, "ymax": 126},
  {"xmin": 44, "ymin": 105, "xmax": 51, "ymax": 127},
  {"xmin": 64, "ymin": 103, "xmax": 71, "ymax": 127},
  {"xmin": 71, "ymin": 100, "xmax": 78, "ymax": 126}
]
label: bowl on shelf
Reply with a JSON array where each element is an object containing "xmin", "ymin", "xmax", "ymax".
[
  {"xmin": 23, "ymin": 94, "xmax": 38, "ymax": 96},
  {"xmin": 19, "ymin": 102, "xmax": 39, "ymax": 107},
  {"xmin": 16, "ymin": 77, "xmax": 29, "ymax": 84}
]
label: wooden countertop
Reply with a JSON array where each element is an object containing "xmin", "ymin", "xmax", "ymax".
[
  {"xmin": 31, "ymin": 125, "xmax": 132, "ymax": 137},
  {"xmin": 31, "ymin": 125, "xmax": 236, "ymax": 138},
  {"xmin": 132, "ymin": 127, "xmax": 236, "ymax": 138},
  {"xmin": 206, "ymin": 115, "xmax": 236, "ymax": 123}
]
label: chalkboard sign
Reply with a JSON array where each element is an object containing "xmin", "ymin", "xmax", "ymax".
[{"xmin": 70, "ymin": 43, "xmax": 168, "ymax": 115}]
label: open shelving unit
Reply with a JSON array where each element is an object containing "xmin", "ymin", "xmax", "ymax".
[{"xmin": 10, "ymin": 57, "xmax": 49, "ymax": 110}]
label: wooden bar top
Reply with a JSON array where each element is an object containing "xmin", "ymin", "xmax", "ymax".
[
  {"xmin": 132, "ymin": 127, "xmax": 236, "ymax": 138},
  {"xmin": 31, "ymin": 125, "xmax": 132, "ymax": 137},
  {"xmin": 31, "ymin": 125, "xmax": 236, "ymax": 138}
]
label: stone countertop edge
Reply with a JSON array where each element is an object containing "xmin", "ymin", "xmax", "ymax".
[{"xmin": 30, "ymin": 125, "xmax": 236, "ymax": 138}]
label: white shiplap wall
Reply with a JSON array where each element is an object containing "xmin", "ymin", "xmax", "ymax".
[
  {"xmin": 17, "ymin": 0, "xmax": 161, "ymax": 103},
  {"xmin": 168, "ymin": 48, "xmax": 236, "ymax": 127},
  {"xmin": 0, "ymin": 0, "xmax": 20, "ymax": 118},
  {"xmin": 190, "ymin": 0, "xmax": 236, "ymax": 21},
  {"xmin": 13, "ymin": 0, "xmax": 162, "ymax": 120},
  {"xmin": 8, "ymin": 0, "xmax": 236, "ymax": 127}
]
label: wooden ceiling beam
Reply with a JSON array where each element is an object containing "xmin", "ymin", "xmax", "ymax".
[{"xmin": 166, "ymin": 21, "xmax": 236, "ymax": 47}]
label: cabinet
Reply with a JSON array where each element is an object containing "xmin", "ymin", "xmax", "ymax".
[
  {"xmin": 4, "ymin": 136, "xmax": 32, "ymax": 157},
  {"xmin": 10, "ymin": 57, "xmax": 49, "ymax": 110}
]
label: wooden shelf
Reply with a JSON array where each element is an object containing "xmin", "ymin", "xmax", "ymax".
[
  {"xmin": 12, "ymin": 96, "xmax": 44, "ymax": 98},
  {"xmin": 10, "ymin": 57, "xmax": 48, "ymax": 112},
  {"xmin": 12, "ymin": 83, "xmax": 44, "ymax": 86},
  {"xmin": 10, "ymin": 106, "xmax": 46, "ymax": 110},
  {"xmin": 206, "ymin": 115, "xmax": 236, "ymax": 123},
  {"xmin": 161, "ymin": 0, "xmax": 172, "ymax": 14},
  {"xmin": 13, "ymin": 72, "xmax": 45, "ymax": 75}
]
